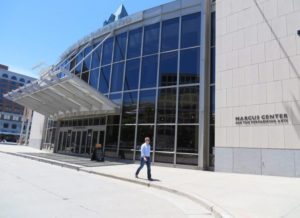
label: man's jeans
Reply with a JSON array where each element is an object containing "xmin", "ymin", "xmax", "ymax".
[{"xmin": 135, "ymin": 156, "xmax": 151, "ymax": 179}]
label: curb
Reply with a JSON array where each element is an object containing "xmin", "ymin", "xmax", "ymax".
[{"xmin": 0, "ymin": 151, "xmax": 234, "ymax": 218}]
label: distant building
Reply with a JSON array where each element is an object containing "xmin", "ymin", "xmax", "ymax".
[{"xmin": 0, "ymin": 65, "xmax": 36, "ymax": 142}]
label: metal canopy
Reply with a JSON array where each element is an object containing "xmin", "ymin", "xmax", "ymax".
[{"xmin": 4, "ymin": 70, "xmax": 120, "ymax": 119}]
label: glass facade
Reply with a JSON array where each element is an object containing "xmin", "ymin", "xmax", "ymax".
[{"xmin": 52, "ymin": 8, "xmax": 209, "ymax": 167}]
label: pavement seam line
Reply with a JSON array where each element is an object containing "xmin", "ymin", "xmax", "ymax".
[{"xmin": 0, "ymin": 151, "xmax": 234, "ymax": 218}]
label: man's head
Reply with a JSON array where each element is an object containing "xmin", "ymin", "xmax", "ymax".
[{"xmin": 145, "ymin": 137, "xmax": 150, "ymax": 143}]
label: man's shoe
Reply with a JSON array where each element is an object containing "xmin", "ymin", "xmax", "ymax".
[
  {"xmin": 148, "ymin": 178, "xmax": 153, "ymax": 181},
  {"xmin": 135, "ymin": 174, "xmax": 138, "ymax": 178}
]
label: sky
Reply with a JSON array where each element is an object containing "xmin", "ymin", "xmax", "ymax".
[{"xmin": 0, "ymin": 0, "xmax": 172, "ymax": 78}]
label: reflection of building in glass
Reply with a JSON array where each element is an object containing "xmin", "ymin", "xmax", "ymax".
[
  {"xmin": 5, "ymin": 0, "xmax": 216, "ymax": 169},
  {"xmin": 0, "ymin": 65, "xmax": 35, "ymax": 142}
]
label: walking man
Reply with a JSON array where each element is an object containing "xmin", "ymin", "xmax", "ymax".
[{"xmin": 135, "ymin": 137, "xmax": 152, "ymax": 181}]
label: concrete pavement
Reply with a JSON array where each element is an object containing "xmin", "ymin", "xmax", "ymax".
[
  {"xmin": 1, "ymin": 144, "xmax": 300, "ymax": 218},
  {"xmin": 0, "ymin": 152, "xmax": 213, "ymax": 218}
]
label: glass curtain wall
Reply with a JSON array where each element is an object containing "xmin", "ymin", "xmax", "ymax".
[{"xmin": 60, "ymin": 12, "xmax": 202, "ymax": 166}]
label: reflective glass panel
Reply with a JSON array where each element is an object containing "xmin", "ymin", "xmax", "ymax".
[
  {"xmin": 105, "ymin": 125, "xmax": 119, "ymax": 150},
  {"xmin": 102, "ymin": 37, "xmax": 113, "ymax": 65},
  {"xmin": 161, "ymin": 18, "xmax": 179, "ymax": 52},
  {"xmin": 107, "ymin": 115, "xmax": 120, "ymax": 125},
  {"xmin": 81, "ymin": 71, "xmax": 89, "ymax": 83},
  {"xmin": 111, "ymin": 62, "xmax": 124, "ymax": 92},
  {"xmin": 157, "ymin": 88, "xmax": 176, "ymax": 123},
  {"xmin": 210, "ymin": 86, "xmax": 215, "ymax": 124},
  {"xmin": 177, "ymin": 125, "xmax": 198, "ymax": 153},
  {"xmin": 178, "ymin": 86, "xmax": 199, "ymax": 123},
  {"xmin": 138, "ymin": 89, "xmax": 156, "ymax": 124},
  {"xmin": 210, "ymin": 47, "xmax": 215, "ymax": 84},
  {"xmin": 143, "ymin": 23, "xmax": 160, "ymax": 55},
  {"xmin": 211, "ymin": 12, "xmax": 216, "ymax": 47},
  {"xmin": 127, "ymin": 27, "xmax": 142, "ymax": 59},
  {"xmin": 98, "ymin": 65, "xmax": 110, "ymax": 93},
  {"xmin": 180, "ymin": 48, "xmax": 200, "ymax": 84},
  {"xmin": 140, "ymin": 55, "xmax": 157, "ymax": 89},
  {"xmin": 176, "ymin": 154, "xmax": 198, "ymax": 165},
  {"xmin": 91, "ymin": 44, "xmax": 102, "ymax": 69},
  {"xmin": 114, "ymin": 32, "xmax": 127, "ymax": 62},
  {"xmin": 82, "ymin": 46, "xmax": 92, "ymax": 72},
  {"xmin": 181, "ymin": 12, "xmax": 201, "ymax": 48},
  {"xmin": 124, "ymin": 58, "xmax": 140, "ymax": 91},
  {"xmin": 154, "ymin": 153, "xmax": 174, "ymax": 164},
  {"xmin": 89, "ymin": 68, "xmax": 99, "ymax": 89},
  {"xmin": 75, "ymin": 52, "xmax": 83, "ymax": 75},
  {"xmin": 135, "ymin": 125, "xmax": 154, "ymax": 160},
  {"xmin": 155, "ymin": 125, "xmax": 175, "ymax": 151},
  {"xmin": 120, "ymin": 125, "xmax": 135, "ymax": 150},
  {"xmin": 109, "ymin": 93, "xmax": 122, "ymax": 105},
  {"xmin": 159, "ymin": 51, "xmax": 178, "ymax": 87},
  {"xmin": 122, "ymin": 91, "xmax": 137, "ymax": 124}
]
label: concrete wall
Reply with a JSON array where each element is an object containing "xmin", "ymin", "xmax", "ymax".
[
  {"xmin": 28, "ymin": 112, "xmax": 46, "ymax": 150},
  {"xmin": 215, "ymin": 0, "xmax": 300, "ymax": 176}
]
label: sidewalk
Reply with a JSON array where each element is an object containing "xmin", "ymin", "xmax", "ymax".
[{"xmin": 1, "ymin": 144, "xmax": 300, "ymax": 218}]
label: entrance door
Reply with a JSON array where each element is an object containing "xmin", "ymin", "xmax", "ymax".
[
  {"xmin": 80, "ymin": 131, "xmax": 87, "ymax": 154},
  {"xmin": 70, "ymin": 131, "xmax": 76, "ymax": 153},
  {"xmin": 57, "ymin": 132, "xmax": 63, "ymax": 151},
  {"xmin": 75, "ymin": 131, "xmax": 81, "ymax": 153},
  {"xmin": 85, "ymin": 129, "xmax": 93, "ymax": 155},
  {"xmin": 62, "ymin": 132, "xmax": 67, "ymax": 152},
  {"xmin": 90, "ymin": 131, "xmax": 99, "ymax": 155}
]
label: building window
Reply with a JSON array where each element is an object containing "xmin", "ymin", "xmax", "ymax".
[
  {"xmin": 159, "ymin": 51, "xmax": 178, "ymax": 87},
  {"xmin": 178, "ymin": 86, "xmax": 199, "ymax": 123},
  {"xmin": 127, "ymin": 27, "xmax": 142, "ymax": 59},
  {"xmin": 114, "ymin": 32, "xmax": 127, "ymax": 62},
  {"xmin": 124, "ymin": 58, "xmax": 140, "ymax": 90},
  {"xmin": 11, "ymin": 76, "xmax": 17, "ymax": 81},
  {"xmin": 75, "ymin": 52, "xmax": 83, "ymax": 75},
  {"xmin": 177, "ymin": 125, "xmax": 198, "ymax": 153},
  {"xmin": 161, "ymin": 17, "xmax": 179, "ymax": 52},
  {"xmin": 110, "ymin": 62, "xmax": 124, "ymax": 92},
  {"xmin": 155, "ymin": 125, "xmax": 175, "ymax": 152},
  {"xmin": 12, "ymin": 124, "xmax": 17, "ymax": 129},
  {"xmin": 98, "ymin": 66, "xmax": 110, "ymax": 94},
  {"xmin": 82, "ymin": 46, "xmax": 92, "ymax": 73},
  {"xmin": 91, "ymin": 43, "xmax": 102, "ymax": 69},
  {"xmin": 181, "ymin": 12, "xmax": 201, "ymax": 48},
  {"xmin": 2, "ymin": 74, "xmax": 8, "ymax": 78},
  {"xmin": 157, "ymin": 88, "xmax": 176, "ymax": 123},
  {"xmin": 143, "ymin": 23, "xmax": 160, "ymax": 55},
  {"xmin": 140, "ymin": 55, "xmax": 158, "ymax": 89},
  {"xmin": 89, "ymin": 68, "xmax": 100, "ymax": 89},
  {"xmin": 19, "ymin": 78, "xmax": 25, "ymax": 83},
  {"xmin": 3, "ymin": 123, "xmax": 9, "ymax": 128},
  {"xmin": 102, "ymin": 37, "xmax": 114, "ymax": 65},
  {"xmin": 179, "ymin": 48, "xmax": 200, "ymax": 84},
  {"xmin": 122, "ymin": 91, "xmax": 138, "ymax": 124},
  {"xmin": 138, "ymin": 89, "xmax": 156, "ymax": 124},
  {"xmin": 119, "ymin": 125, "xmax": 135, "ymax": 159}
]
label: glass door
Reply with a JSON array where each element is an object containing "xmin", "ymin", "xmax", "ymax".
[
  {"xmin": 91, "ymin": 131, "xmax": 99, "ymax": 155},
  {"xmin": 80, "ymin": 131, "xmax": 87, "ymax": 154},
  {"xmin": 70, "ymin": 131, "xmax": 76, "ymax": 153},
  {"xmin": 62, "ymin": 132, "xmax": 67, "ymax": 152},
  {"xmin": 85, "ymin": 129, "xmax": 93, "ymax": 155},
  {"xmin": 75, "ymin": 131, "xmax": 81, "ymax": 153},
  {"xmin": 57, "ymin": 132, "xmax": 63, "ymax": 151}
]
